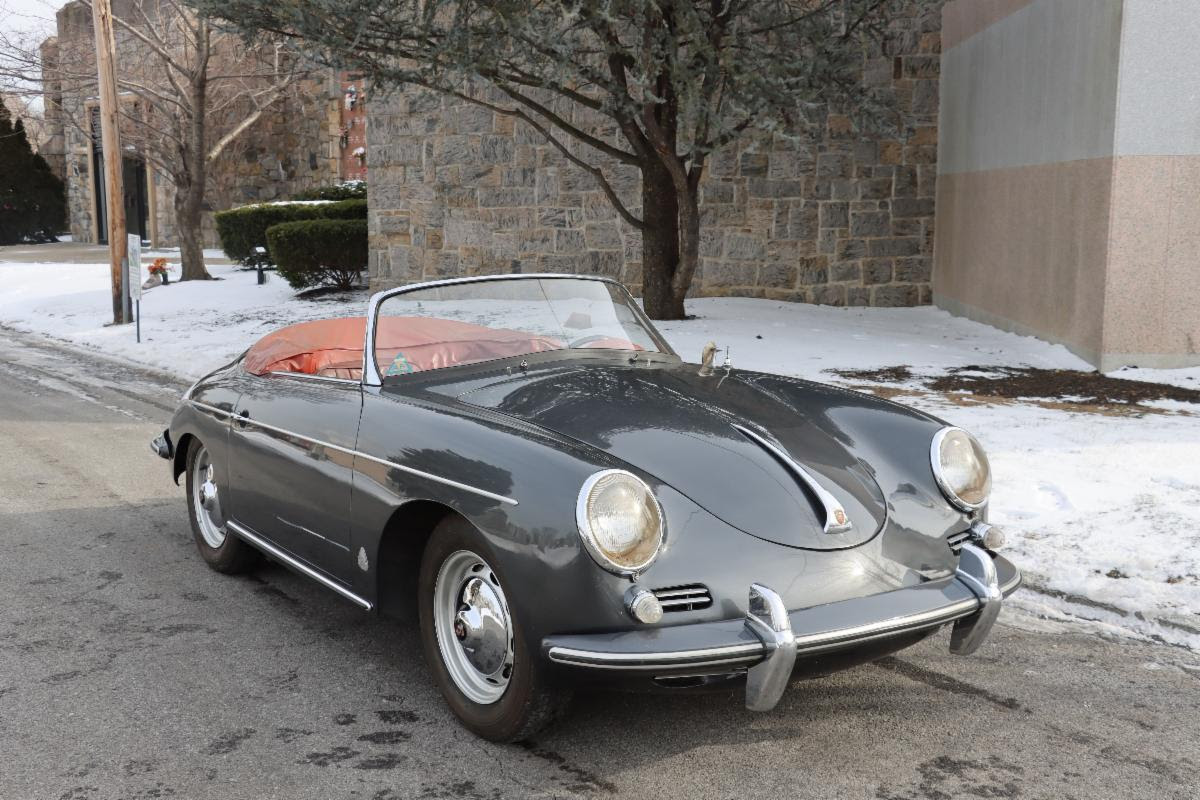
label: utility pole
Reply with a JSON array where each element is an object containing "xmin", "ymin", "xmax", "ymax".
[{"xmin": 91, "ymin": 0, "xmax": 128, "ymax": 325}]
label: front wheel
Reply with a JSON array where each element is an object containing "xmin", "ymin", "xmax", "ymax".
[
  {"xmin": 418, "ymin": 516, "xmax": 571, "ymax": 742},
  {"xmin": 185, "ymin": 438, "xmax": 259, "ymax": 574}
]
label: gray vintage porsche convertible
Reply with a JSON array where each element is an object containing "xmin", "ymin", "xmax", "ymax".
[{"xmin": 152, "ymin": 274, "xmax": 1019, "ymax": 741}]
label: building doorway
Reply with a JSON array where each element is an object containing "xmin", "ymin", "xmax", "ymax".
[{"xmin": 90, "ymin": 109, "xmax": 150, "ymax": 244}]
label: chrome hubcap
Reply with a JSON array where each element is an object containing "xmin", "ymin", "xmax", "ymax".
[
  {"xmin": 434, "ymin": 550, "xmax": 514, "ymax": 705},
  {"xmin": 191, "ymin": 446, "xmax": 226, "ymax": 548}
]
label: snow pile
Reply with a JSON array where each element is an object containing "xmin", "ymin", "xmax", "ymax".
[{"xmin": 1, "ymin": 256, "xmax": 1197, "ymax": 649}]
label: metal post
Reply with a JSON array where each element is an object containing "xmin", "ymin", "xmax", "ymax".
[
  {"xmin": 136, "ymin": 300, "xmax": 141, "ymax": 343},
  {"xmin": 120, "ymin": 255, "xmax": 130, "ymax": 320}
]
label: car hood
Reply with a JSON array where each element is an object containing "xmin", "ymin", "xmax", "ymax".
[{"xmin": 449, "ymin": 361, "xmax": 897, "ymax": 551}]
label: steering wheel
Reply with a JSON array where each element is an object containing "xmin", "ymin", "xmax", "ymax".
[{"xmin": 567, "ymin": 334, "xmax": 618, "ymax": 349}]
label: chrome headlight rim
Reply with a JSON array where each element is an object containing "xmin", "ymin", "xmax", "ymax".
[
  {"xmin": 930, "ymin": 426, "xmax": 991, "ymax": 512},
  {"xmin": 575, "ymin": 468, "xmax": 665, "ymax": 576}
]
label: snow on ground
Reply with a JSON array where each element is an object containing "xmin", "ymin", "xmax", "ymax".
[
  {"xmin": 0, "ymin": 259, "xmax": 362, "ymax": 378},
  {"xmin": 1, "ymin": 255, "xmax": 1197, "ymax": 650}
]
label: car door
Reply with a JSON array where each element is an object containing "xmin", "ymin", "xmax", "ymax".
[{"xmin": 227, "ymin": 371, "xmax": 363, "ymax": 583}]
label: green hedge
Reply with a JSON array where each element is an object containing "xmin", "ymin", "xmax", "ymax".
[
  {"xmin": 292, "ymin": 181, "xmax": 366, "ymax": 201},
  {"xmin": 214, "ymin": 199, "xmax": 367, "ymax": 268},
  {"xmin": 266, "ymin": 218, "xmax": 368, "ymax": 291}
]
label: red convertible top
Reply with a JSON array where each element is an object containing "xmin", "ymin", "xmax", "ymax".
[{"xmin": 243, "ymin": 316, "xmax": 563, "ymax": 379}]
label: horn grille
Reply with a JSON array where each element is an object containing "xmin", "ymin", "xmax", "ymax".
[{"xmin": 652, "ymin": 584, "xmax": 712, "ymax": 612}]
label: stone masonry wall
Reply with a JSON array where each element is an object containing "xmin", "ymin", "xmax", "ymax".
[{"xmin": 368, "ymin": 1, "xmax": 944, "ymax": 306}]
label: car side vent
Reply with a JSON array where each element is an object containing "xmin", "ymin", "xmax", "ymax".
[
  {"xmin": 946, "ymin": 529, "xmax": 972, "ymax": 554},
  {"xmin": 653, "ymin": 584, "xmax": 712, "ymax": 612}
]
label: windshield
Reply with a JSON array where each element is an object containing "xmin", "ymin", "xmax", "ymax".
[{"xmin": 372, "ymin": 277, "xmax": 671, "ymax": 379}]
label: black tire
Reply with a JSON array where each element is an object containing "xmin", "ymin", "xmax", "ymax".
[
  {"xmin": 418, "ymin": 515, "xmax": 571, "ymax": 742},
  {"xmin": 185, "ymin": 438, "xmax": 259, "ymax": 574}
]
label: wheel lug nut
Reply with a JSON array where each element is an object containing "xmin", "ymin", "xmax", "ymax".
[{"xmin": 454, "ymin": 620, "xmax": 466, "ymax": 640}]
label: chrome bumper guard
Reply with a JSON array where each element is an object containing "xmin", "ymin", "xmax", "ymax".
[
  {"xmin": 150, "ymin": 430, "xmax": 173, "ymax": 460},
  {"xmin": 545, "ymin": 544, "xmax": 1017, "ymax": 712}
]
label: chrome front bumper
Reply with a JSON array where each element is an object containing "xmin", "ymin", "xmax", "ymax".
[{"xmin": 544, "ymin": 544, "xmax": 1019, "ymax": 712}]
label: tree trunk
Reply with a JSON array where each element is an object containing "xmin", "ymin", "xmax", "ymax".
[
  {"xmin": 178, "ymin": 75, "xmax": 211, "ymax": 281},
  {"xmin": 671, "ymin": 185, "xmax": 701, "ymax": 314},
  {"xmin": 175, "ymin": 181, "xmax": 209, "ymax": 281},
  {"xmin": 640, "ymin": 159, "xmax": 685, "ymax": 320}
]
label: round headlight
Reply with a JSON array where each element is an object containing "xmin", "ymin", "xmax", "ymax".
[
  {"xmin": 576, "ymin": 469, "xmax": 664, "ymax": 575},
  {"xmin": 931, "ymin": 427, "xmax": 992, "ymax": 511}
]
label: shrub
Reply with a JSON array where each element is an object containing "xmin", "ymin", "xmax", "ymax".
[
  {"xmin": 266, "ymin": 218, "xmax": 368, "ymax": 291},
  {"xmin": 0, "ymin": 106, "xmax": 66, "ymax": 245},
  {"xmin": 292, "ymin": 180, "xmax": 366, "ymax": 201},
  {"xmin": 214, "ymin": 199, "xmax": 366, "ymax": 268},
  {"xmin": 320, "ymin": 198, "xmax": 369, "ymax": 219}
]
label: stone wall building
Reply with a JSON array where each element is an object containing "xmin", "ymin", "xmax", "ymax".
[
  {"xmin": 367, "ymin": 2, "xmax": 945, "ymax": 307},
  {"xmin": 40, "ymin": 0, "xmax": 345, "ymax": 248}
]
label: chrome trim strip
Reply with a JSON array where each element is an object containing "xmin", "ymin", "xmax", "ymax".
[
  {"xmin": 207, "ymin": 401, "xmax": 518, "ymax": 507},
  {"xmin": 190, "ymin": 400, "xmax": 233, "ymax": 418},
  {"xmin": 362, "ymin": 273, "xmax": 675, "ymax": 386},
  {"xmin": 269, "ymin": 371, "xmax": 360, "ymax": 386},
  {"xmin": 226, "ymin": 520, "xmax": 372, "ymax": 610},
  {"xmin": 659, "ymin": 600, "xmax": 710, "ymax": 610},
  {"xmin": 653, "ymin": 587, "xmax": 709, "ymax": 600},
  {"xmin": 548, "ymin": 586, "xmax": 983, "ymax": 672},
  {"xmin": 733, "ymin": 424, "xmax": 854, "ymax": 535},
  {"xmin": 351, "ymin": 447, "xmax": 519, "ymax": 506},
  {"xmin": 275, "ymin": 515, "xmax": 351, "ymax": 552},
  {"xmin": 791, "ymin": 597, "xmax": 978, "ymax": 652},
  {"xmin": 547, "ymin": 642, "xmax": 764, "ymax": 670}
]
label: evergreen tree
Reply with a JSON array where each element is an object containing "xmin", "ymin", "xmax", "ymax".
[{"xmin": 0, "ymin": 101, "xmax": 66, "ymax": 245}]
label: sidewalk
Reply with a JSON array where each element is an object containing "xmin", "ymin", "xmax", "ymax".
[{"xmin": 0, "ymin": 240, "xmax": 232, "ymax": 265}]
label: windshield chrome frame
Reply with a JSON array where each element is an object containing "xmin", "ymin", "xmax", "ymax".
[{"xmin": 360, "ymin": 273, "xmax": 676, "ymax": 387}]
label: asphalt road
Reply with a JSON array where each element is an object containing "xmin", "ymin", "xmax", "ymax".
[{"xmin": 1, "ymin": 327, "xmax": 1197, "ymax": 800}]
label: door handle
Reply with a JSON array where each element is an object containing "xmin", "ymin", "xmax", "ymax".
[{"xmin": 235, "ymin": 409, "xmax": 250, "ymax": 426}]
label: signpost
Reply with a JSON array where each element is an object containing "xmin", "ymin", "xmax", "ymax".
[{"xmin": 128, "ymin": 234, "xmax": 142, "ymax": 343}]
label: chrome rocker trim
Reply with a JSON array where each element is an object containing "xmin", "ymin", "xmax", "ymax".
[
  {"xmin": 546, "ymin": 545, "xmax": 1016, "ymax": 712},
  {"xmin": 226, "ymin": 520, "xmax": 373, "ymax": 611}
]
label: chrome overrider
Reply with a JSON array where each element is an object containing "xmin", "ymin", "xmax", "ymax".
[{"xmin": 545, "ymin": 542, "xmax": 1017, "ymax": 712}]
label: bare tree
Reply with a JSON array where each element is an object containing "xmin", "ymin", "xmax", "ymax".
[
  {"xmin": 0, "ymin": 0, "xmax": 308, "ymax": 280},
  {"xmin": 195, "ymin": 0, "xmax": 897, "ymax": 317}
]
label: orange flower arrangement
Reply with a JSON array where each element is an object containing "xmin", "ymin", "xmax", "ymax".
[{"xmin": 148, "ymin": 257, "xmax": 170, "ymax": 285}]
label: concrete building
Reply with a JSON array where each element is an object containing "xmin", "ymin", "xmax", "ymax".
[{"xmin": 936, "ymin": 0, "xmax": 1200, "ymax": 369}]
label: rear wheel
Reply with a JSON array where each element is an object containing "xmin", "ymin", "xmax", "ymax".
[
  {"xmin": 185, "ymin": 438, "xmax": 258, "ymax": 574},
  {"xmin": 418, "ymin": 515, "xmax": 570, "ymax": 742}
]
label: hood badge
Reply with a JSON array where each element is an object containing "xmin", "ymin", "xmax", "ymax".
[{"xmin": 732, "ymin": 424, "xmax": 854, "ymax": 536}]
